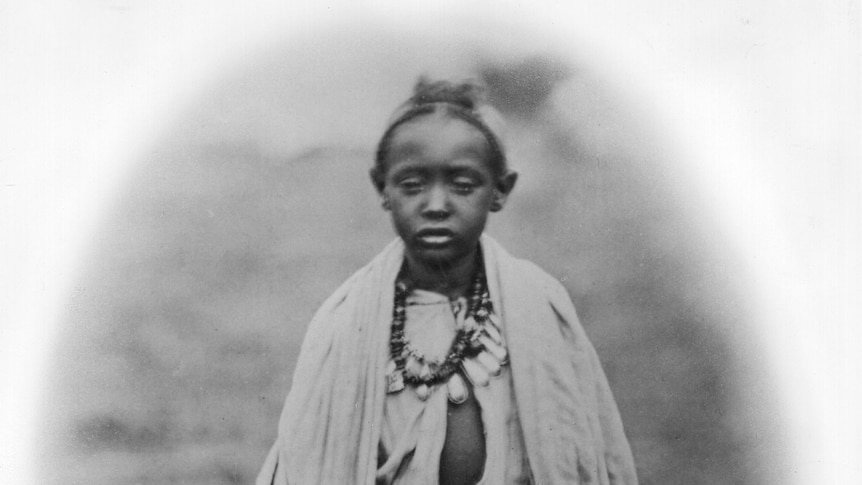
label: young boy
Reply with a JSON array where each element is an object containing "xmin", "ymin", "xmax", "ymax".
[{"xmin": 257, "ymin": 79, "xmax": 637, "ymax": 484}]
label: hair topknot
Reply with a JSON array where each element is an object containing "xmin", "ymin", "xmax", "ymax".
[
  {"xmin": 372, "ymin": 76, "xmax": 508, "ymax": 189},
  {"xmin": 408, "ymin": 77, "xmax": 487, "ymax": 111}
]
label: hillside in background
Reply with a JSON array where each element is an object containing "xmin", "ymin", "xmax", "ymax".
[{"xmin": 40, "ymin": 33, "xmax": 783, "ymax": 484}]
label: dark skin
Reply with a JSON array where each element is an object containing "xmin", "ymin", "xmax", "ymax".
[
  {"xmin": 372, "ymin": 111, "xmax": 517, "ymax": 484},
  {"xmin": 401, "ymin": 253, "xmax": 475, "ymax": 301},
  {"xmin": 372, "ymin": 111, "xmax": 517, "ymax": 300}
]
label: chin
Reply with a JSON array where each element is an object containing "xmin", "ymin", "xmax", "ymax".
[
  {"xmin": 408, "ymin": 245, "xmax": 472, "ymax": 268},
  {"xmin": 413, "ymin": 248, "xmax": 455, "ymax": 264}
]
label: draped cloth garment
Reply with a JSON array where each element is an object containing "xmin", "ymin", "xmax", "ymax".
[
  {"xmin": 376, "ymin": 289, "xmax": 531, "ymax": 484},
  {"xmin": 257, "ymin": 235, "xmax": 638, "ymax": 485}
]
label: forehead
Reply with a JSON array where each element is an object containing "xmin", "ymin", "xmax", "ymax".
[{"xmin": 386, "ymin": 112, "xmax": 491, "ymax": 170}]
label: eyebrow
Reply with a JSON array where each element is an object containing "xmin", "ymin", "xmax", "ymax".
[{"xmin": 389, "ymin": 163, "xmax": 489, "ymax": 182}]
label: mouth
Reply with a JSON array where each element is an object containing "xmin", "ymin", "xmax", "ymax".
[{"xmin": 414, "ymin": 228, "xmax": 456, "ymax": 247}]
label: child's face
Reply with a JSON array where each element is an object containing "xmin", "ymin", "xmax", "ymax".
[{"xmin": 378, "ymin": 112, "xmax": 503, "ymax": 268}]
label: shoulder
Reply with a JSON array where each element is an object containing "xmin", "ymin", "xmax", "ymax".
[
  {"xmin": 507, "ymin": 254, "xmax": 572, "ymax": 303},
  {"xmin": 320, "ymin": 240, "xmax": 403, "ymax": 310},
  {"xmin": 310, "ymin": 240, "xmax": 404, "ymax": 324},
  {"xmin": 315, "ymin": 263, "xmax": 371, "ymax": 319},
  {"xmin": 483, "ymin": 235, "xmax": 575, "ymax": 311},
  {"xmin": 504, "ymin": 254, "xmax": 584, "ymax": 335}
]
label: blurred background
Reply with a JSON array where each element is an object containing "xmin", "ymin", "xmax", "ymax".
[{"xmin": 34, "ymin": 26, "xmax": 793, "ymax": 484}]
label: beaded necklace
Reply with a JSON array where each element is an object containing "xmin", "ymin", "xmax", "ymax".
[{"xmin": 385, "ymin": 258, "xmax": 509, "ymax": 404}]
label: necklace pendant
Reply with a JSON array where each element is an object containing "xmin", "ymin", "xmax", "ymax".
[
  {"xmin": 479, "ymin": 334, "xmax": 508, "ymax": 364},
  {"xmin": 406, "ymin": 356, "xmax": 422, "ymax": 377},
  {"xmin": 462, "ymin": 357, "xmax": 491, "ymax": 387},
  {"xmin": 483, "ymin": 322, "xmax": 503, "ymax": 346},
  {"xmin": 419, "ymin": 362, "xmax": 432, "ymax": 380},
  {"xmin": 476, "ymin": 351, "xmax": 502, "ymax": 377},
  {"xmin": 415, "ymin": 383, "xmax": 430, "ymax": 401},
  {"xmin": 386, "ymin": 371, "xmax": 405, "ymax": 393},
  {"xmin": 447, "ymin": 373, "xmax": 469, "ymax": 404}
]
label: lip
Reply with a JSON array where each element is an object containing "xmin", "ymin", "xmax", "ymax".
[{"xmin": 414, "ymin": 228, "xmax": 456, "ymax": 247}]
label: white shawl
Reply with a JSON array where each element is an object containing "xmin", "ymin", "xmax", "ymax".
[{"xmin": 257, "ymin": 236, "xmax": 638, "ymax": 484}]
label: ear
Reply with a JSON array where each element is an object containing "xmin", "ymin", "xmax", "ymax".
[
  {"xmin": 370, "ymin": 168, "xmax": 391, "ymax": 211},
  {"xmin": 490, "ymin": 170, "xmax": 518, "ymax": 212},
  {"xmin": 369, "ymin": 167, "xmax": 385, "ymax": 194}
]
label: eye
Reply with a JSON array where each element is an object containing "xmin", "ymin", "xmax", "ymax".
[
  {"xmin": 397, "ymin": 176, "xmax": 424, "ymax": 193},
  {"xmin": 451, "ymin": 176, "xmax": 479, "ymax": 194}
]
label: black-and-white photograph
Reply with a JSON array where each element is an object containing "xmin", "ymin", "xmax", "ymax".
[{"xmin": 2, "ymin": 2, "xmax": 859, "ymax": 484}]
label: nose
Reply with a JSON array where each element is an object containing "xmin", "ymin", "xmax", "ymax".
[{"xmin": 422, "ymin": 184, "xmax": 451, "ymax": 219}]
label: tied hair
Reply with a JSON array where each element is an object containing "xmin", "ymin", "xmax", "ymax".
[
  {"xmin": 373, "ymin": 77, "xmax": 507, "ymax": 185},
  {"xmin": 407, "ymin": 76, "xmax": 487, "ymax": 111}
]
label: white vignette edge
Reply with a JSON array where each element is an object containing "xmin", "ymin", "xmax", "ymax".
[{"xmin": 1, "ymin": 1, "xmax": 860, "ymax": 483}]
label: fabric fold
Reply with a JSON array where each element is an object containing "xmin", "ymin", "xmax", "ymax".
[{"xmin": 258, "ymin": 235, "xmax": 637, "ymax": 485}]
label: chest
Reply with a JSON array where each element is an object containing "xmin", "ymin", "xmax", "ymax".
[{"xmin": 380, "ymin": 290, "xmax": 517, "ymax": 484}]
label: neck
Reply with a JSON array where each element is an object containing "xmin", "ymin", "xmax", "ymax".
[{"xmin": 403, "ymin": 248, "xmax": 478, "ymax": 300}]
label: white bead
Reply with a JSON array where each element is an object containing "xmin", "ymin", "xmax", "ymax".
[
  {"xmin": 419, "ymin": 363, "xmax": 431, "ymax": 380},
  {"xmin": 476, "ymin": 351, "xmax": 502, "ymax": 377},
  {"xmin": 478, "ymin": 334, "xmax": 508, "ymax": 364},
  {"xmin": 462, "ymin": 358, "xmax": 490, "ymax": 387},
  {"xmin": 406, "ymin": 356, "xmax": 422, "ymax": 377},
  {"xmin": 415, "ymin": 383, "xmax": 430, "ymax": 401},
  {"xmin": 447, "ymin": 373, "xmax": 469, "ymax": 404},
  {"xmin": 483, "ymin": 323, "xmax": 503, "ymax": 345}
]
